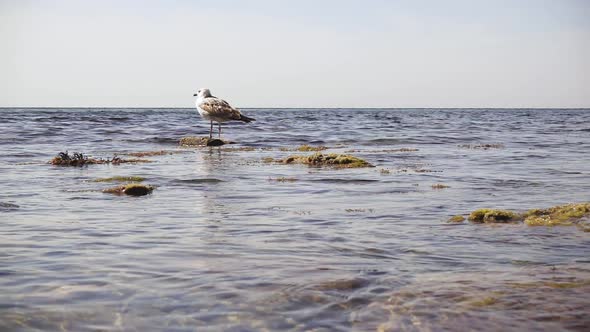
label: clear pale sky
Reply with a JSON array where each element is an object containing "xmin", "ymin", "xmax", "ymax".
[{"xmin": 1, "ymin": 0, "xmax": 589, "ymax": 108}]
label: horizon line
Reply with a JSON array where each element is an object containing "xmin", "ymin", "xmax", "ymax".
[{"xmin": 1, "ymin": 106, "xmax": 589, "ymax": 110}]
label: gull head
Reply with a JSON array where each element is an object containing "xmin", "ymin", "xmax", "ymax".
[{"xmin": 193, "ymin": 88, "xmax": 212, "ymax": 98}]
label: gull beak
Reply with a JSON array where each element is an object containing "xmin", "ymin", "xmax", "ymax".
[{"xmin": 193, "ymin": 93, "xmax": 198, "ymax": 96}]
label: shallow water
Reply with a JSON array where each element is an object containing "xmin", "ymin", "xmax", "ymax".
[{"xmin": 0, "ymin": 108, "xmax": 589, "ymax": 331}]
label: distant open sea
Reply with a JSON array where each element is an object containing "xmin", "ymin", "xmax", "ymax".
[{"xmin": 1, "ymin": 108, "xmax": 589, "ymax": 331}]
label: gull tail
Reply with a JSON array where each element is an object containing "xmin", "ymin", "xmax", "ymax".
[{"xmin": 240, "ymin": 114, "xmax": 255, "ymax": 123}]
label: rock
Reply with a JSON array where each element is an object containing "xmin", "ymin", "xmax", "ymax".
[
  {"xmin": 468, "ymin": 209, "xmax": 520, "ymax": 223},
  {"xmin": 448, "ymin": 215, "xmax": 465, "ymax": 223},
  {"xmin": 103, "ymin": 184, "xmax": 154, "ymax": 196},
  {"xmin": 278, "ymin": 153, "xmax": 373, "ymax": 168},
  {"xmin": 523, "ymin": 202, "xmax": 590, "ymax": 226},
  {"xmin": 206, "ymin": 139, "xmax": 226, "ymax": 146},
  {"xmin": 179, "ymin": 136, "xmax": 233, "ymax": 147},
  {"xmin": 461, "ymin": 202, "xmax": 590, "ymax": 232}
]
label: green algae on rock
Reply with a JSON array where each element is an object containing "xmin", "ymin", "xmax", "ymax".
[
  {"xmin": 51, "ymin": 152, "xmax": 151, "ymax": 166},
  {"xmin": 280, "ymin": 153, "xmax": 373, "ymax": 168},
  {"xmin": 468, "ymin": 209, "xmax": 520, "ymax": 223},
  {"xmin": 103, "ymin": 183, "xmax": 154, "ymax": 196},
  {"xmin": 468, "ymin": 296, "xmax": 499, "ymax": 308},
  {"xmin": 523, "ymin": 202, "xmax": 590, "ymax": 226},
  {"xmin": 93, "ymin": 176, "xmax": 145, "ymax": 183},
  {"xmin": 179, "ymin": 136, "xmax": 232, "ymax": 147},
  {"xmin": 509, "ymin": 279, "xmax": 590, "ymax": 290},
  {"xmin": 448, "ymin": 215, "xmax": 466, "ymax": 223},
  {"xmin": 280, "ymin": 145, "xmax": 328, "ymax": 152}
]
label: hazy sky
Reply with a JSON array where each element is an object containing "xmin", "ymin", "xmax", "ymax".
[{"xmin": 1, "ymin": 0, "xmax": 589, "ymax": 108}]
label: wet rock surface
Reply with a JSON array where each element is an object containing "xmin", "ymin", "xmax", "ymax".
[
  {"xmin": 103, "ymin": 184, "xmax": 154, "ymax": 196},
  {"xmin": 179, "ymin": 136, "xmax": 233, "ymax": 147}
]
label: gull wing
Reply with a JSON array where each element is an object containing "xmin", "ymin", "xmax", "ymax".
[{"xmin": 198, "ymin": 97, "xmax": 242, "ymax": 120}]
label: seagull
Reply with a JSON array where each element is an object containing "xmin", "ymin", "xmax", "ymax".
[{"xmin": 193, "ymin": 88, "xmax": 255, "ymax": 139}]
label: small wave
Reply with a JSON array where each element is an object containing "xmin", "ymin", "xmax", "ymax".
[
  {"xmin": 310, "ymin": 178, "xmax": 378, "ymax": 184},
  {"xmin": 124, "ymin": 137, "xmax": 179, "ymax": 144},
  {"xmin": 172, "ymin": 178, "xmax": 224, "ymax": 184},
  {"xmin": 0, "ymin": 202, "xmax": 19, "ymax": 211}
]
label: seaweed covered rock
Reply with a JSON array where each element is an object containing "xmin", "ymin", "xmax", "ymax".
[
  {"xmin": 280, "ymin": 153, "xmax": 373, "ymax": 168},
  {"xmin": 280, "ymin": 145, "xmax": 328, "ymax": 152},
  {"xmin": 93, "ymin": 176, "xmax": 145, "ymax": 183},
  {"xmin": 103, "ymin": 183, "xmax": 154, "ymax": 196},
  {"xmin": 448, "ymin": 215, "xmax": 466, "ymax": 223},
  {"xmin": 468, "ymin": 209, "xmax": 520, "ymax": 223},
  {"xmin": 523, "ymin": 202, "xmax": 590, "ymax": 226},
  {"xmin": 179, "ymin": 136, "xmax": 232, "ymax": 147},
  {"xmin": 50, "ymin": 152, "xmax": 150, "ymax": 166}
]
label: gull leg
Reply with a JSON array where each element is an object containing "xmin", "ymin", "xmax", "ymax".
[
  {"xmin": 218, "ymin": 123, "xmax": 221, "ymax": 139},
  {"xmin": 209, "ymin": 121, "xmax": 213, "ymax": 139}
]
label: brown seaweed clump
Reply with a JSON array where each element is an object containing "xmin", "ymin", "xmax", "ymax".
[
  {"xmin": 281, "ymin": 153, "xmax": 373, "ymax": 168},
  {"xmin": 431, "ymin": 184, "xmax": 450, "ymax": 189},
  {"xmin": 51, "ymin": 152, "xmax": 104, "ymax": 166},
  {"xmin": 468, "ymin": 209, "xmax": 520, "ymax": 223},
  {"xmin": 523, "ymin": 202, "xmax": 590, "ymax": 226},
  {"xmin": 50, "ymin": 152, "xmax": 150, "ymax": 166},
  {"xmin": 103, "ymin": 183, "xmax": 154, "ymax": 196}
]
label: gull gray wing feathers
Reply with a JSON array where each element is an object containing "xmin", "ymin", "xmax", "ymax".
[{"xmin": 198, "ymin": 97, "xmax": 244, "ymax": 121}]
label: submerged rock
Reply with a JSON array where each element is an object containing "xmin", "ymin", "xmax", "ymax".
[
  {"xmin": 280, "ymin": 153, "xmax": 373, "ymax": 168},
  {"xmin": 523, "ymin": 202, "xmax": 590, "ymax": 226},
  {"xmin": 468, "ymin": 209, "xmax": 520, "ymax": 223},
  {"xmin": 103, "ymin": 183, "xmax": 154, "ymax": 196},
  {"xmin": 179, "ymin": 136, "xmax": 232, "ymax": 147}
]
